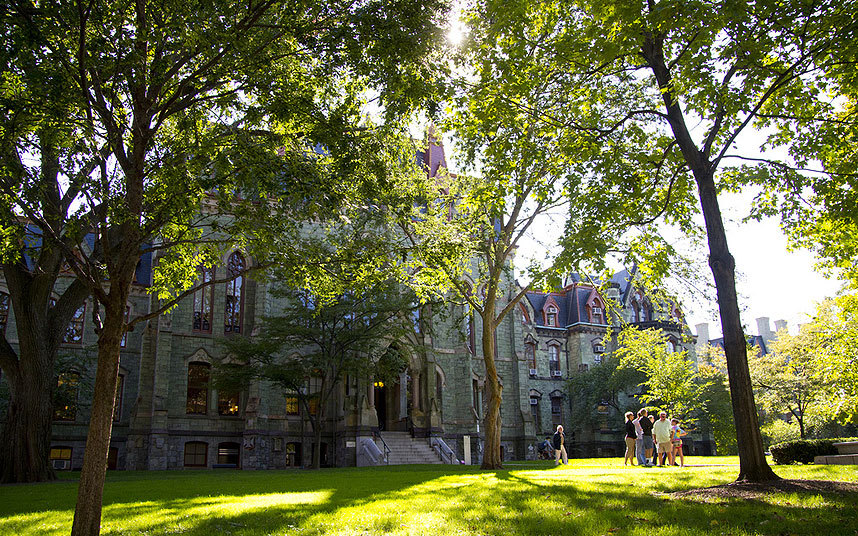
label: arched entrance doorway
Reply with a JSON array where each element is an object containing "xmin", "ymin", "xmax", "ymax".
[{"xmin": 374, "ymin": 345, "xmax": 415, "ymax": 432}]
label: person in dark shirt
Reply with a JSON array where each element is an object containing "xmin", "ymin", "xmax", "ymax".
[
  {"xmin": 636, "ymin": 409, "xmax": 654, "ymax": 466},
  {"xmin": 623, "ymin": 411, "xmax": 637, "ymax": 466},
  {"xmin": 552, "ymin": 425, "xmax": 568, "ymax": 465}
]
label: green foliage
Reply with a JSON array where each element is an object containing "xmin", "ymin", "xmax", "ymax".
[
  {"xmin": 567, "ymin": 354, "xmax": 645, "ymax": 427},
  {"xmin": 615, "ymin": 327, "xmax": 705, "ymax": 423},
  {"xmin": 750, "ymin": 326, "xmax": 829, "ymax": 438},
  {"xmin": 762, "ymin": 420, "xmax": 802, "ymax": 450},
  {"xmin": 216, "ymin": 274, "xmax": 419, "ymax": 414},
  {"xmin": 697, "ymin": 362, "xmax": 738, "ymax": 455},
  {"xmin": 769, "ymin": 438, "xmax": 858, "ymax": 465},
  {"xmin": 750, "ymin": 294, "xmax": 858, "ymax": 428}
]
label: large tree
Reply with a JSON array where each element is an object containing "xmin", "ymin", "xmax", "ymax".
[
  {"xmin": 462, "ymin": 0, "xmax": 858, "ymax": 481},
  {"xmin": 401, "ymin": 0, "xmax": 694, "ymax": 469},
  {"xmin": 219, "ymin": 277, "xmax": 418, "ymax": 469},
  {"xmin": 0, "ymin": 11, "xmax": 105, "ymax": 483},
  {"xmin": 1, "ymin": 1, "xmax": 448, "ymax": 534}
]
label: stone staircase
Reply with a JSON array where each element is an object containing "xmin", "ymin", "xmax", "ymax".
[
  {"xmin": 814, "ymin": 441, "xmax": 858, "ymax": 465},
  {"xmin": 378, "ymin": 431, "xmax": 445, "ymax": 465}
]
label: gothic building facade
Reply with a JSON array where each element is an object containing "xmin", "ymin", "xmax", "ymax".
[{"xmin": 0, "ymin": 145, "xmax": 707, "ymax": 471}]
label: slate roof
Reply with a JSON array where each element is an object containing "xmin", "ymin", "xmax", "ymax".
[{"xmin": 525, "ymin": 268, "xmax": 633, "ymax": 327}]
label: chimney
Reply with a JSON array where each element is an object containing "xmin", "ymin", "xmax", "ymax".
[
  {"xmin": 774, "ymin": 319, "xmax": 788, "ymax": 333},
  {"xmin": 695, "ymin": 323, "xmax": 710, "ymax": 346}
]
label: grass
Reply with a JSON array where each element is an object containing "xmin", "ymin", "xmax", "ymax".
[{"xmin": 0, "ymin": 457, "xmax": 856, "ymax": 536}]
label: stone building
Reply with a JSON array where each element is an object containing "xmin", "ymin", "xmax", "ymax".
[{"xmin": 0, "ymin": 143, "xmax": 704, "ymax": 471}]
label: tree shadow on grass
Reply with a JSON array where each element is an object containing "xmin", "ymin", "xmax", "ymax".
[{"xmin": 2, "ymin": 465, "xmax": 858, "ymax": 535}]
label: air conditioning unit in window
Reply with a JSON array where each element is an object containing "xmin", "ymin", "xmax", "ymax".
[
  {"xmin": 528, "ymin": 368, "xmax": 537, "ymax": 376},
  {"xmin": 593, "ymin": 344, "xmax": 605, "ymax": 353},
  {"xmin": 530, "ymin": 398, "xmax": 539, "ymax": 405},
  {"xmin": 552, "ymin": 370, "xmax": 562, "ymax": 377},
  {"xmin": 52, "ymin": 459, "xmax": 69, "ymax": 470},
  {"xmin": 592, "ymin": 307, "xmax": 602, "ymax": 316}
]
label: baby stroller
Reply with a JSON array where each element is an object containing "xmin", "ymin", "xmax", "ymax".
[{"xmin": 537, "ymin": 439, "xmax": 553, "ymax": 460}]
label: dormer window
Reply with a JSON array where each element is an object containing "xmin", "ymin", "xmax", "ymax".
[
  {"xmin": 589, "ymin": 299, "xmax": 605, "ymax": 324},
  {"xmin": 545, "ymin": 305, "xmax": 558, "ymax": 327}
]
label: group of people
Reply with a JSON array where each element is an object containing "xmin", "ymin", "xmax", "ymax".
[{"xmin": 624, "ymin": 409, "xmax": 687, "ymax": 467}]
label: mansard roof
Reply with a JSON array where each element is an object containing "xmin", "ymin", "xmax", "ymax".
[{"xmin": 524, "ymin": 284, "xmax": 605, "ymax": 327}]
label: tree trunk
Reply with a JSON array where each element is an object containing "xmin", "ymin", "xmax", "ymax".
[
  {"xmin": 480, "ymin": 310, "xmax": 503, "ymax": 469},
  {"xmin": 643, "ymin": 34, "xmax": 780, "ymax": 483},
  {"xmin": 312, "ymin": 415, "xmax": 323, "ymax": 469},
  {"xmin": 71, "ymin": 301, "xmax": 124, "ymax": 536},
  {"xmin": 0, "ymin": 356, "xmax": 56, "ymax": 483}
]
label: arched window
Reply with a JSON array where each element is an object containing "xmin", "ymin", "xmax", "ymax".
[
  {"xmin": 224, "ymin": 252, "xmax": 245, "ymax": 334},
  {"xmin": 519, "ymin": 304, "xmax": 530, "ymax": 325},
  {"xmin": 63, "ymin": 304, "xmax": 85, "ymax": 344},
  {"xmin": 640, "ymin": 298, "xmax": 652, "ymax": 322},
  {"xmin": 666, "ymin": 339, "xmax": 676, "ymax": 353},
  {"xmin": 525, "ymin": 342, "xmax": 537, "ymax": 371},
  {"xmin": 548, "ymin": 345, "xmax": 560, "ymax": 376},
  {"xmin": 193, "ymin": 266, "xmax": 214, "ymax": 333},
  {"xmin": 530, "ymin": 395, "xmax": 541, "ymax": 431},
  {"xmin": 184, "ymin": 441, "xmax": 208, "ymax": 467},
  {"xmin": 186, "ymin": 362, "xmax": 210, "ymax": 414},
  {"xmin": 545, "ymin": 305, "xmax": 558, "ymax": 327}
]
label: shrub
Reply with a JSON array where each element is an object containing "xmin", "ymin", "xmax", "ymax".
[
  {"xmin": 761, "ymin": 420, "xmax": 801, "ymax": 450},
  {"xmin": 770, "ymin": 437, "xmax": 858, "ymax": 464}
]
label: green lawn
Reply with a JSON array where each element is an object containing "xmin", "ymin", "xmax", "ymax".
[{"xmin": 1, "ymin": 457, "xmax": 856, "ymax": 536}]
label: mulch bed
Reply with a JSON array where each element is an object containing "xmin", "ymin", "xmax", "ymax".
[{"xmin": 667, "ymin": 479, "xmax": 858, "ymax": 501}]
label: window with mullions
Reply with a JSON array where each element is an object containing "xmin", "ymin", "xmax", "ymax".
[
  {"xmin": 184, "ymin": 441, "xmax": 208, "ymax": 467},
  {"xmin": 285, "ymin": 396, "xmax": 299, "ymax": 416},
  {"xmin": 54, "ymin": 372, "xmax": 80, "ymax": 421},
  {"xmin": 193, "ymin": 266, "xmax": 214, "ymax": 333},
  {"xmin": 224, "ymin": 252, "xmax": 245, "ymax": 334},
  {"xmin": 186, "ymin": 362, "xmax": 210, "ymax": 415},
  {"xmin": 526, "ymin": 342, "xmax": 537, "ymax": 370},
  {"xmin": 548, "ymin": 345, "xmax": 560, "ymax": 375},
  {"xmin": 218, "ymin": 389, "xmax": 240, "ymax": 416},
  {"xmin": 551, "ymin": 396, "xmax": 563, "ymax": 428},
  {"xmin": 590, "ymin": 299, "xmax": 605, "ymax": 324}
]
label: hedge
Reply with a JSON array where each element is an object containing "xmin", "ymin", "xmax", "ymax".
[{"xmin": 769, "ymin": 437, "xmax": 858, "ymax": 464}]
